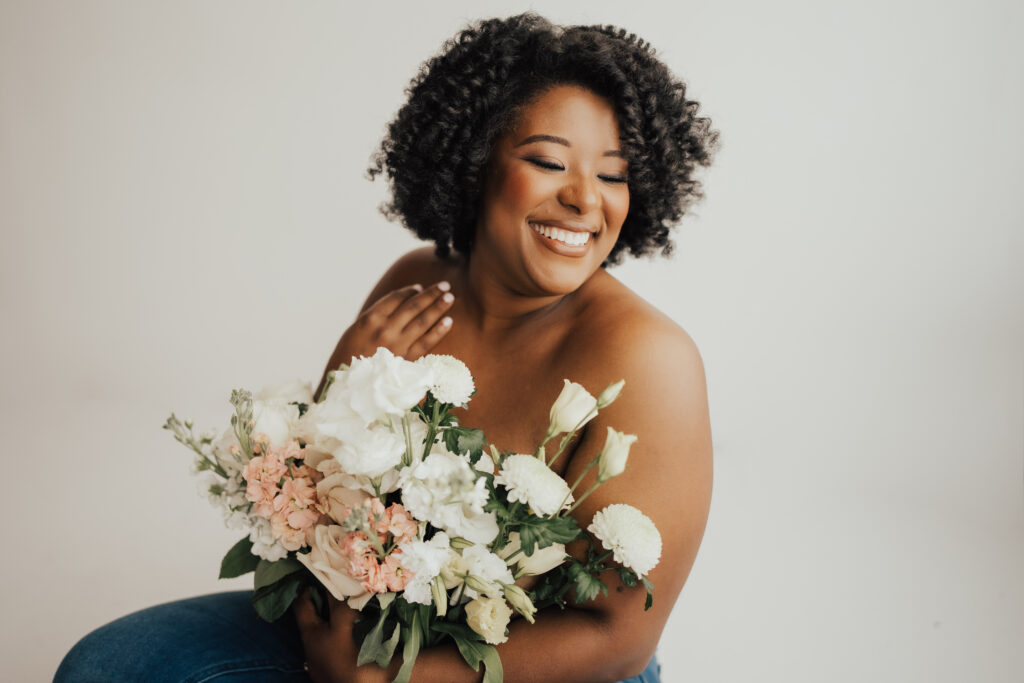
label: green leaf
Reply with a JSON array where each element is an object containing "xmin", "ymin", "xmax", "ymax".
[
  {"xmin": 254, "ymin": 558, "xmax": 304, "ymax": 590},
  {"xmin": 641, "ymin": 576, "xmax": 655, "ymax": 611},
  {"xmin": 568, "ymin": 561, "xmax": 608, "ymax": 603},
  {"xmin": 392, "ymin": 614, "xmax": 423, "ymax": 683},
  {"xmin": 356, "ymin": 609, "xmax": 399, "ymax": 668},
  {"xmin": 479, "ymin": 643, "xmax": 504, "ymax": 683},
  {"xmin": 219, "ymin": 536, "xmax": 259, "ymax": 579},
  {"xmin": 450, "ymin": 633, "xmax": 487, "ymax": 670},
  {"xmin": 250, "ymin": 573, "xmax": 303, "ymax": 622},
  {"xmin": 616, "ymin": 566, "xmax": 639, "ymax": 588},
  {"xmin": 309, "ymin": 582, "xmax": 330, "ymax": 622},
  {"xmin": 443, "ymin": 426, "xmax": 486, "ymax": 463},
  {"xmin": 516, "ymin": 515, "xmax": 580, "ymax": 555}
]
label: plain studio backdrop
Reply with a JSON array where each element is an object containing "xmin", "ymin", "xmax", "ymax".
[{"xmin": 1, "ymin": 1, "xmax": 1021, "ymax": 681}]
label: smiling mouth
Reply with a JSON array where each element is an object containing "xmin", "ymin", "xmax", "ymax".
[{"xmin": 528, "ymin": 222, "xmax": 592, "ymax": 247}]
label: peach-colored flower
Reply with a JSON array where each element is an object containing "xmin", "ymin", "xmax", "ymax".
[
  {"xmin": 381, "ymin": 550, "xmax": 414, "ymax": 592},
  {"xmin": 361, "ymin": 560, "xmax": 388, "ymax": 594},
  {"xmin": 281, "ymin": 477, "xmax": 317, "ymax": 510},
  {"xmin": 270, "ymin": 511, "xmax": 307, "ymax": 551},
  {"xmin": 287, "ymin": 507, "xmax": 320, "ymax": 531},
  {"xmin": 386, "ymin": 504, "xmax": 419, "ymax": 543}
]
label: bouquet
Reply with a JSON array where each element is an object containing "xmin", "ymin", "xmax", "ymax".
[{"xmin": 164, "ymin": 348, "xmax": 661, "ymax": 682}]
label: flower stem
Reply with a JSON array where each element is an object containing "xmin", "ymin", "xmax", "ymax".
[{"xmin": 565, "ymin": 482, "xmax": 601, "ymax": 516}]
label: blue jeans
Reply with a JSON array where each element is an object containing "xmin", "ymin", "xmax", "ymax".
[{"xmin": 56, "ymin": 591, "xmax": 661, "ymax": 682}]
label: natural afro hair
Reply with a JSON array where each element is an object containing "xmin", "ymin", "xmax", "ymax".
[{"xmin": 368, "ymin": 13, "xmax": 719, "ymax": 266}]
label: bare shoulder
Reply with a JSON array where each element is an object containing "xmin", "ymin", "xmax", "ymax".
[
  {"xmin": 572, "ymin": 270, "xmax": 706, "ymax": 388},
  {"xmin": 359, "ymin": 246, "xmax": 458, "ymax": 312}
]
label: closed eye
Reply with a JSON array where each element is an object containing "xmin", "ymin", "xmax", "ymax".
[
  {"xmin": 599, "ymin": 175, "xmax": 628, "ymax": 184},
  {"xmin": 526, "ymin": 158, "xmax": 564, "ymax": 171}
]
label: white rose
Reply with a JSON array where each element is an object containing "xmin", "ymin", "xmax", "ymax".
[
  {"xmin": 330, "ymin": 422, "xmax": 406, "ymax": 478},
  {"xmin": 297, "ymin": 524, "xmax": 370, "ymax": 605},
  {"xmin": 548, "ymin": 379, "xmax": 598, "ymax": 436},
  {"xmin": 587, "ymin": 504, "xmax": 662, "ymax": 577},
  {"xmin": 597, "ymin": 428, "xmax": 637, "ymax": 482},
  {"xmin": 330, "ymin": 347, "xmax": 433, "ymax": 424},
  {"xmin": 416, "ymin": 354, "xmax": 475, "ymax": 406},
  {"xmin": 499, "ymin": 532, "xmax": 567, "ymax": 576},
  {"xmin": 465, "ymin": 596, "xmax": 513, "ymax": 645},
  {"xmin": 494, "ymin": 454, "xmax": 572, "ymax": 517},
  {"xmin": 400, "ymin": 450, "xmax": 498, "ymax": 545}
]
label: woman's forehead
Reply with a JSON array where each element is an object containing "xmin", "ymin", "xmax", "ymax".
[{"xmin": 505, "ymin": 85, "xmax": 622, "ymax": 151}]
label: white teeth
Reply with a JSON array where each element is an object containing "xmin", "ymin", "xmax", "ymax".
[{"xmin": 529, "ymin": 223, "xmax": 591, "ymax": 247}]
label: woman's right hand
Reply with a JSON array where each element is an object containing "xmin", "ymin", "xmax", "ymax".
[{"xmin": 322, "ymin": 281, "xmax": 455, "ymax": 381}]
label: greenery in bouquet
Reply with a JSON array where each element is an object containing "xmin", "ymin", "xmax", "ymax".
[{"xmin": 165, "ymin": 348, "xmax": 662, "ymax": 682}]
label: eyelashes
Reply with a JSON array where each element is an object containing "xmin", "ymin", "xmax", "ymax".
[{"xmin": 525, "ymin": 158, "xmax": 628, "ymax": 184}]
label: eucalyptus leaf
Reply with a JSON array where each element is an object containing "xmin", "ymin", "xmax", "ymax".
[{"xmin": 219, "ymin": 536, "xmax": 259, "ymax": 579}]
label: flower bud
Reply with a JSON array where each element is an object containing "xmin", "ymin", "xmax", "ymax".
[
  {"xmin": 448, "ymin": 536, "xmax": 474, "ymax": 550},
  {"xmin": 596, "ymin": 379, "xmax": 625, "ymax": 409},
  {"xmin": 465, "ymin": 574, "xmax": 498, "ymax": 597},
  {"xmin": 431, "ymin": 575, "xmax": 448, "ymax": 618},
  {"xmin": 597, "ymin": 428, "xmax": 637, "ymax": 483},
  {"xmin": 501, "ymin": 583, "xmax": 537, "ymax": 623}
]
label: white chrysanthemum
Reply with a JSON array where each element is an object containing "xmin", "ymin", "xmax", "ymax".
[
  {"xmin": 494, "ymin": 454, "xmax": 572, "ymax": 517},
  {"xmin": 416, "ymin": 354, "xmax": 475, "ymax": 406},
  {"xmin": 587, "ymin": 504, "xmax": 662, "ymax": 577},
  {"xmin": 400, "ymin": 450, "xmax": 498, "ymax": 545}
]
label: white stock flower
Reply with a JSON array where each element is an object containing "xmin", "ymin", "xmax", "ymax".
[
  {"xmin": 460, "ymin": 544, "xmax": 514, "ymax": 598},
  {"xmin": 597, "ymin": 428, "xmax": 637, "ymax": 482},
  {"xmin": 399, "ymin": 533, "xmax": 454, "ymax": 605},
  {"xmin": 249, "ymin": 517, "xmax": 288, "ymax": 562},
  {"xmin": 498, "ymin": 532, "xmax": 567, "ymax": 576},
  {"xmin": 400, "ymin": 450, "xmax": 498, "ymax": 545},
  {"xmin": 416, "ymin": 354, "xmax": 475, "ymax": 406},
  {"xmin": 587, "ymin": 504, "xmax": 662, "ymax": 577},
  {"xmin": 494, "ymin": 454, "xmax": 572, "ymax": 516},
  {"xmin": 548, "ymin": 379, "xmax": 598, "ymax": 436},
  {"xmin": 329, "ymin": 348, "xmax": 433, "ymax": 424},
  {"xmin": 465, "ymin": 596, "xmax": 513, "ymax": 645}
]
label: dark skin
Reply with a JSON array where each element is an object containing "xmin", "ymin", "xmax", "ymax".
[{"xmin": 294, "ymin": 86, "xmax": 713, "ymax": 683}]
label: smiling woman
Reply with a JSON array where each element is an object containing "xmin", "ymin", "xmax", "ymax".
[{"xmin": 56, "ymin": 12, "xmax": 719, "ymax": 683}]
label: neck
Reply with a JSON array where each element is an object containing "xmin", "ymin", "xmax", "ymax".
[{"xmin": 458, "ymin": 253, "xmax": 571, "ymax": 334}]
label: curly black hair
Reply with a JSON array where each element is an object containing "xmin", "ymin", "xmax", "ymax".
[{"xmin": 368, "ymin": 13, "xmax": 720, "ymax": 266}]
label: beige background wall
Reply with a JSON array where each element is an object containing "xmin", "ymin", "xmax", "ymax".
[{"xmin": 2, "ymin": 1, "xmax": 1022, "ymax": 680}]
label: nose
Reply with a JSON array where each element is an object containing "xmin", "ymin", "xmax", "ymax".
[{"xmin": 557, "ymin": 170, "xmax": 600, "ymax": 215}]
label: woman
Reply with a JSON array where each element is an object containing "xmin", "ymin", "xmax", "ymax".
[{"xmin": 57, "ymin": 13, "xmax": 717, "ymax": 683}]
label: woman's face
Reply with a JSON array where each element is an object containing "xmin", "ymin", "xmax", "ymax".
[{"xmin": 473, "ymin": 85, "xmax": 630, "ymax": 297}]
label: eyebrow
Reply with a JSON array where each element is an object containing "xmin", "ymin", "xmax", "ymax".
[{"xmin": 514, "ymin": 134, "xmax": 626, "ymax": 159}]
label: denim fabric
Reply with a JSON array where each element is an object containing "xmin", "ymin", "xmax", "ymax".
[{"xmin": 56, "ymin": 591, "xmax": 660, "ymax": 682}]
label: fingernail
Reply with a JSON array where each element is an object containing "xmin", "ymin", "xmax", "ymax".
[
  {"xmin": 412, "ymin": 284, "xmax": 423, "ymax": 292},
  {"xmin": 441, "ymin": 316, "xmax": 452, "ymax": 327},
  {"xmin": 442, "ymin": 292, "xmax": 454, "ymax": 303},
  {"xmin": 437, "ymin": 281, "xmax": 451, "ymax": 292}
]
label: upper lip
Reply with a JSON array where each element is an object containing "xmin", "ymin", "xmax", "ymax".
[{"xmin": 528, "ymin": 219, "xmax": 599, "ymax": 234}]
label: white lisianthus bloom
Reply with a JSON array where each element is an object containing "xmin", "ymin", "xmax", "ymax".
[
  {"xmin": 498, "ymin": 532, "xmax": 567, "ymax": 575},
  {"xmin": 399, "ymin": 533, "xmax": 454, "ymax": 605},
  {"xmin": 400, "ymin": 450, "xmax": 498, "ymax": 545},
  {"xmin": 548, "ymin": 379, "xmax": 598, "ymax": 436},
  {"xmin": 597, "ymin": 428, "xmax": 638, "ymax": 483},
  {"xmin": 465, "ymin": 596, "xmax": 513, "ymax": 645},
  {"xmin": 416, "ymin": 354, "xmax": 475, "ymax": 406},
  {"xmin": 587, "ymin": 504, "xmax": 662, "ymax": 577},
  {"xmin": 501, "ymin": 584, "xmax": 537, "ymax": 623},
  {"xmin": 459, "ymin": 544, "xmax": 515, "ymax": 599},
  {"xmin": 330, "ymin": 348, "xmax": 433, "ymax": 424},
  {"xmin": 494, "ymin": 454, "xmax": 573, "ymax": 517},
  {"xmin": 330, "ymin": 422, "xmax": 407, "ymax": 479}
]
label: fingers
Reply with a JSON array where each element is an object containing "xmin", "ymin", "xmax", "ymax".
[
  {"xmin": 390, "ymin": 281, "xmax": 454, "ymax": 332},
  {"xmin": 293, "ymin": 588, "xmax": 325, "ymax": 633},
  {"xmin": 406, "ymin": 313, "xmax": 454, "ymax": 359},
  {"xmin": 365, "ymin": 284, "xmax": 424, "ymax": 318}
]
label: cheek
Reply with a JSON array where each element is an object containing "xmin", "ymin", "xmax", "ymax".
[{"xmin": 495, "ymin": 167, "xmax": 548, "ymax": 214}]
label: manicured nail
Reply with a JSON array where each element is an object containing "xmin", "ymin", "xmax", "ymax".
[
  {"xmin": 437, "ymin": 281, "xmax": 451, "ymax": 292},
  {"xmin": 442, "ymin": 292, "xmax": 454, "ymax": 303},
  {"xmin": 412, "ymin": 284, "xmax": 423, "ymax": 292},
  {"xmin": 441, "ymin": 316, "xmax": 452, "ymax": 327}
]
